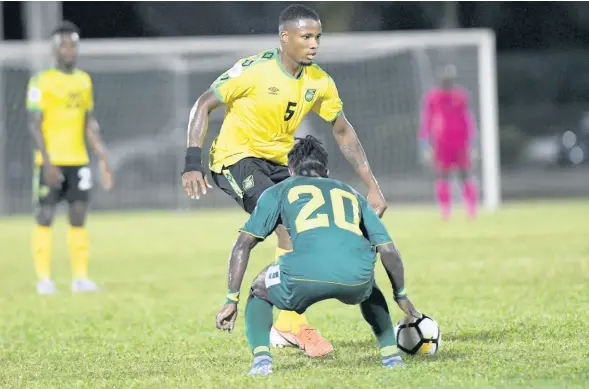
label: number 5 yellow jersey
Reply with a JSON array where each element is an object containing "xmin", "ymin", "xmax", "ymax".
[
  {"xmin": 26, "ymin": 69, "xmax": 94, "ymax": 166},
  {"xmin": 239, "ymin": 176, "xmax": 393, "ymax": 285},
  {"xmin": 209, "ymin": 49, "xmax": 343, "ymax": 173}
]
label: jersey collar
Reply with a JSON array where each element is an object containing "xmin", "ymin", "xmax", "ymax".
[{"xmin": 274, "ymin": 48, "xmax": 304, "ymax": 81}]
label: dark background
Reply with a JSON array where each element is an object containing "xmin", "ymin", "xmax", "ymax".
[
  {"xmin": 5, "ymin": 2, "xmax": 589, "ymax": 143},
  {"xmin": 3, "ymin": 2, "xmax": 589, "ymax": 49},
  {"xmin": 1, "ymin": 2, "xmax": 589, "ymax": 214}
]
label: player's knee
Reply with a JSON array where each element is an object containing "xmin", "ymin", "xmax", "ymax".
[
  {"xmin": 35, "ymin": 204, "xmax": 56, "ymax": 226},
  {"xmin": 250, "ymin": 266, "xmax": 270, "ymax": 302},
  {"xmin": 68, "ymin": 201, "xmax": 89, "ymax": 227},
  {"xmin": 274, "ymin": 225, "xmax": 292, "ymax": 250}
]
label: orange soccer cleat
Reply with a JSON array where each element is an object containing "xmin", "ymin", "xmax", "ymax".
[{"xmin": 271, "ymin": 324, "xmax": 334, "ymax": 357}]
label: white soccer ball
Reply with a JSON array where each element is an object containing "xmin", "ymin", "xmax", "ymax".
[{"xmin": 394, "ymin": 314, "xmax": 441, "ymax": 356}]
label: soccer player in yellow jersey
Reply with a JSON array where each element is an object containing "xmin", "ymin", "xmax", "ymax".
[
  {"xmin": 26, "ymin": 21, "xmax": 113, "ymax": 295},
  {"xmin": 182, "ymin": 5, "xmax": 387, "ymax": 357}
]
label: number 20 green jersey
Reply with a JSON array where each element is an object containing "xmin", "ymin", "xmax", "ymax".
[{"xmin": 240, "ymin": 176, "xmax": 393, "ymax": 286}]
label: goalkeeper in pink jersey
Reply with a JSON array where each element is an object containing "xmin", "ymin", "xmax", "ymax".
[{"xmin": 418, "ymin": 65, "xmax": 479, "ymax": 220}]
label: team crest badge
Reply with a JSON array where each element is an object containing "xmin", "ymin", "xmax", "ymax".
[
  {"xmin": 242, "ymin": 175, "xmax": 255, "ymax": 191},
  {"xmin": 305, "ymin": 89, "xmax": 316, "ymax": 102}
]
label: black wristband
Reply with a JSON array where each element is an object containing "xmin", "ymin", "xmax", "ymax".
[{"xmin": 183, "ymin": 147, "xmax": 204, "ymax": 174}]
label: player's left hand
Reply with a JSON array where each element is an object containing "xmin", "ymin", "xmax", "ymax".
[
  {"xmin": 99, "ymin": 159, "xmax": 114, "ymax": 191},
  {"xmin": 396, "ymin": 296, "xmax": 422, "ymax": 323},
  {"xmin": 216, "ymin": 303, "xmax": 238, "ymax": 333},
  {"xmin": 367, "ymin": 185, "xmax": 387, "ymax": 218}
]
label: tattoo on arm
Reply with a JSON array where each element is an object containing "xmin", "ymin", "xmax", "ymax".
[
  {"xmin": 377, "ymin": 243, "xmax": 405, "ymax": 295},
  {"xmin": 332, "ymin": 112, "xmax": 377, "ymax": 188},
  {"xmin": 227, "ymin": 232, "xmax": 260, "ymax": 292},
  {"xmin": 341, "ymin": 142, "xmax": 369, "ymax": 169},
  {"xmin": 187, "ymin": 89, "xmax": 222, "ymax": 148},
  {"xmin": 28, "ymin": 111, "xmax": 50, "ymax": 163}
]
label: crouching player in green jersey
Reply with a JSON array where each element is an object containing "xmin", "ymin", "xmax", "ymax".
[{"xmin": 215, "ymin": 135, "xmax": 422, "ymax": 376}]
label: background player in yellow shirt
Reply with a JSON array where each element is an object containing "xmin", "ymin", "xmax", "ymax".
[
  {"xmin": 27, "ymin": 21, "xmax": 114, "ymax": 295},
  {"xmin": 182, "ymin": 5, "xmax": 387, "ymax": 357}
]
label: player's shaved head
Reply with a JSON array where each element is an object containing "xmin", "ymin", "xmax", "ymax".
[
  {"xmin": 279, "ymin": 4, "xmax": 320, "ymax": 32},
  {"xmin": 52, "ymin": 20, "xmax": 80, "ymax": 44},
  {"xmin": 51, "ymin": 21, "xmax": 80, "ymax": 71},
  {"xmin": 288, "ymin": 135, "xmax": 329, "ymax": 178}
]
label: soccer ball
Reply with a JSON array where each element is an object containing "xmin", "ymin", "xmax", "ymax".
[{"xmin": 394, "ymin": 314, "xmax": 441, "ymax": 355}]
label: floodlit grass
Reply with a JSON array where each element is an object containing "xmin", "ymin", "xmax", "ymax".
[{"xmin": 0, "ymin": 200, "xmax": 588, "ymax": 388}]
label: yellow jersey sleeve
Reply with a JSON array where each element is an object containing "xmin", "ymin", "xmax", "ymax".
[
  {"xmin": 312, "ymin": 76, "xmax": 343, "ymax": 123},
  {"xmin": 26, "ymin": 74, "xmax": 46, "ymax": 112},
  {"xmin": 210, "ymin": 59, "xmax": 256, "ymax": 104}
]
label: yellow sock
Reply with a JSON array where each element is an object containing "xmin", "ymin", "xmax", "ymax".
[
  {"xmin": 68, "ymin": 226, "xmax": 89, "ymax": 280},
  {"xmin": 272, "ymin": 247, "xmax": 309, "ymax": 334},
  {"xmin": 32, "ymin": 225, "xmax": 52, "ymax": 280},
  {"xmin": 275, "ymin": 310, "xmax": 309, "ymax": 334}
]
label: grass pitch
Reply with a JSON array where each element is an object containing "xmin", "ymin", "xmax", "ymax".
[{"xmin": 0, "ymin": 200, "xmax": 588, "ymax": 388}]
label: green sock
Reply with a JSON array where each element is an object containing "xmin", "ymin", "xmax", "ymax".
[
  {"xmin": 360, "ymin": 283, "xmax": 398, "ymax": 360},
  {"xmin": 245, "ymin": 295, "xmax": 273, "ymax": 358}
]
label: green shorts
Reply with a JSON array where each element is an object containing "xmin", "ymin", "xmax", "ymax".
[{"xmin": 265, "ymin": 264, "xmax": 374, "ymax": 314}]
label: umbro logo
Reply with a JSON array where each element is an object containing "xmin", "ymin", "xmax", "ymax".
[{"xmin": 268, "ymin": 87, "xmax": 279, "ymax": 95}]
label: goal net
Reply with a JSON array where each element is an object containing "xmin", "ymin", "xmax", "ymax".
[{"xmin": 0, "ymin": 30, "xmax": 499, "ymax": 215}]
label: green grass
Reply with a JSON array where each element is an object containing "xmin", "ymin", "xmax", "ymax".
[{"xmin": 0, "ymin": 201, "xmax": 588, "ymax": 388}]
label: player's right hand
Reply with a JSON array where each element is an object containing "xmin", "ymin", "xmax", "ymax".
[
  {"xmin": 216, "ymin": 303, "xmax": 238, "ymax": 334},
  {"xmin": 395, "ymin": 296, "xmax": 423, "ymax": 323},
  {"xmin": 42, "ymin": 163, "xmax": 64, "ymax": 188},
  {"xmin": 182, "ymin": 170, "xmax": 213, "ymax": 200}
]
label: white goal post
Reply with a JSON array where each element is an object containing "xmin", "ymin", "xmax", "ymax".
[{"xmin": 0, "ymin": 29, "xmax": 500, "ymax": 215}]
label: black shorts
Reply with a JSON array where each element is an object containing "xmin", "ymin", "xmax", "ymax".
[
  {"xmin": 33, "ymin": 165, "xmax": 92, "ymax": 205},
  {"xmin": 211, "ymin": 157, "xmax": 290, "ymax": 214}
]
